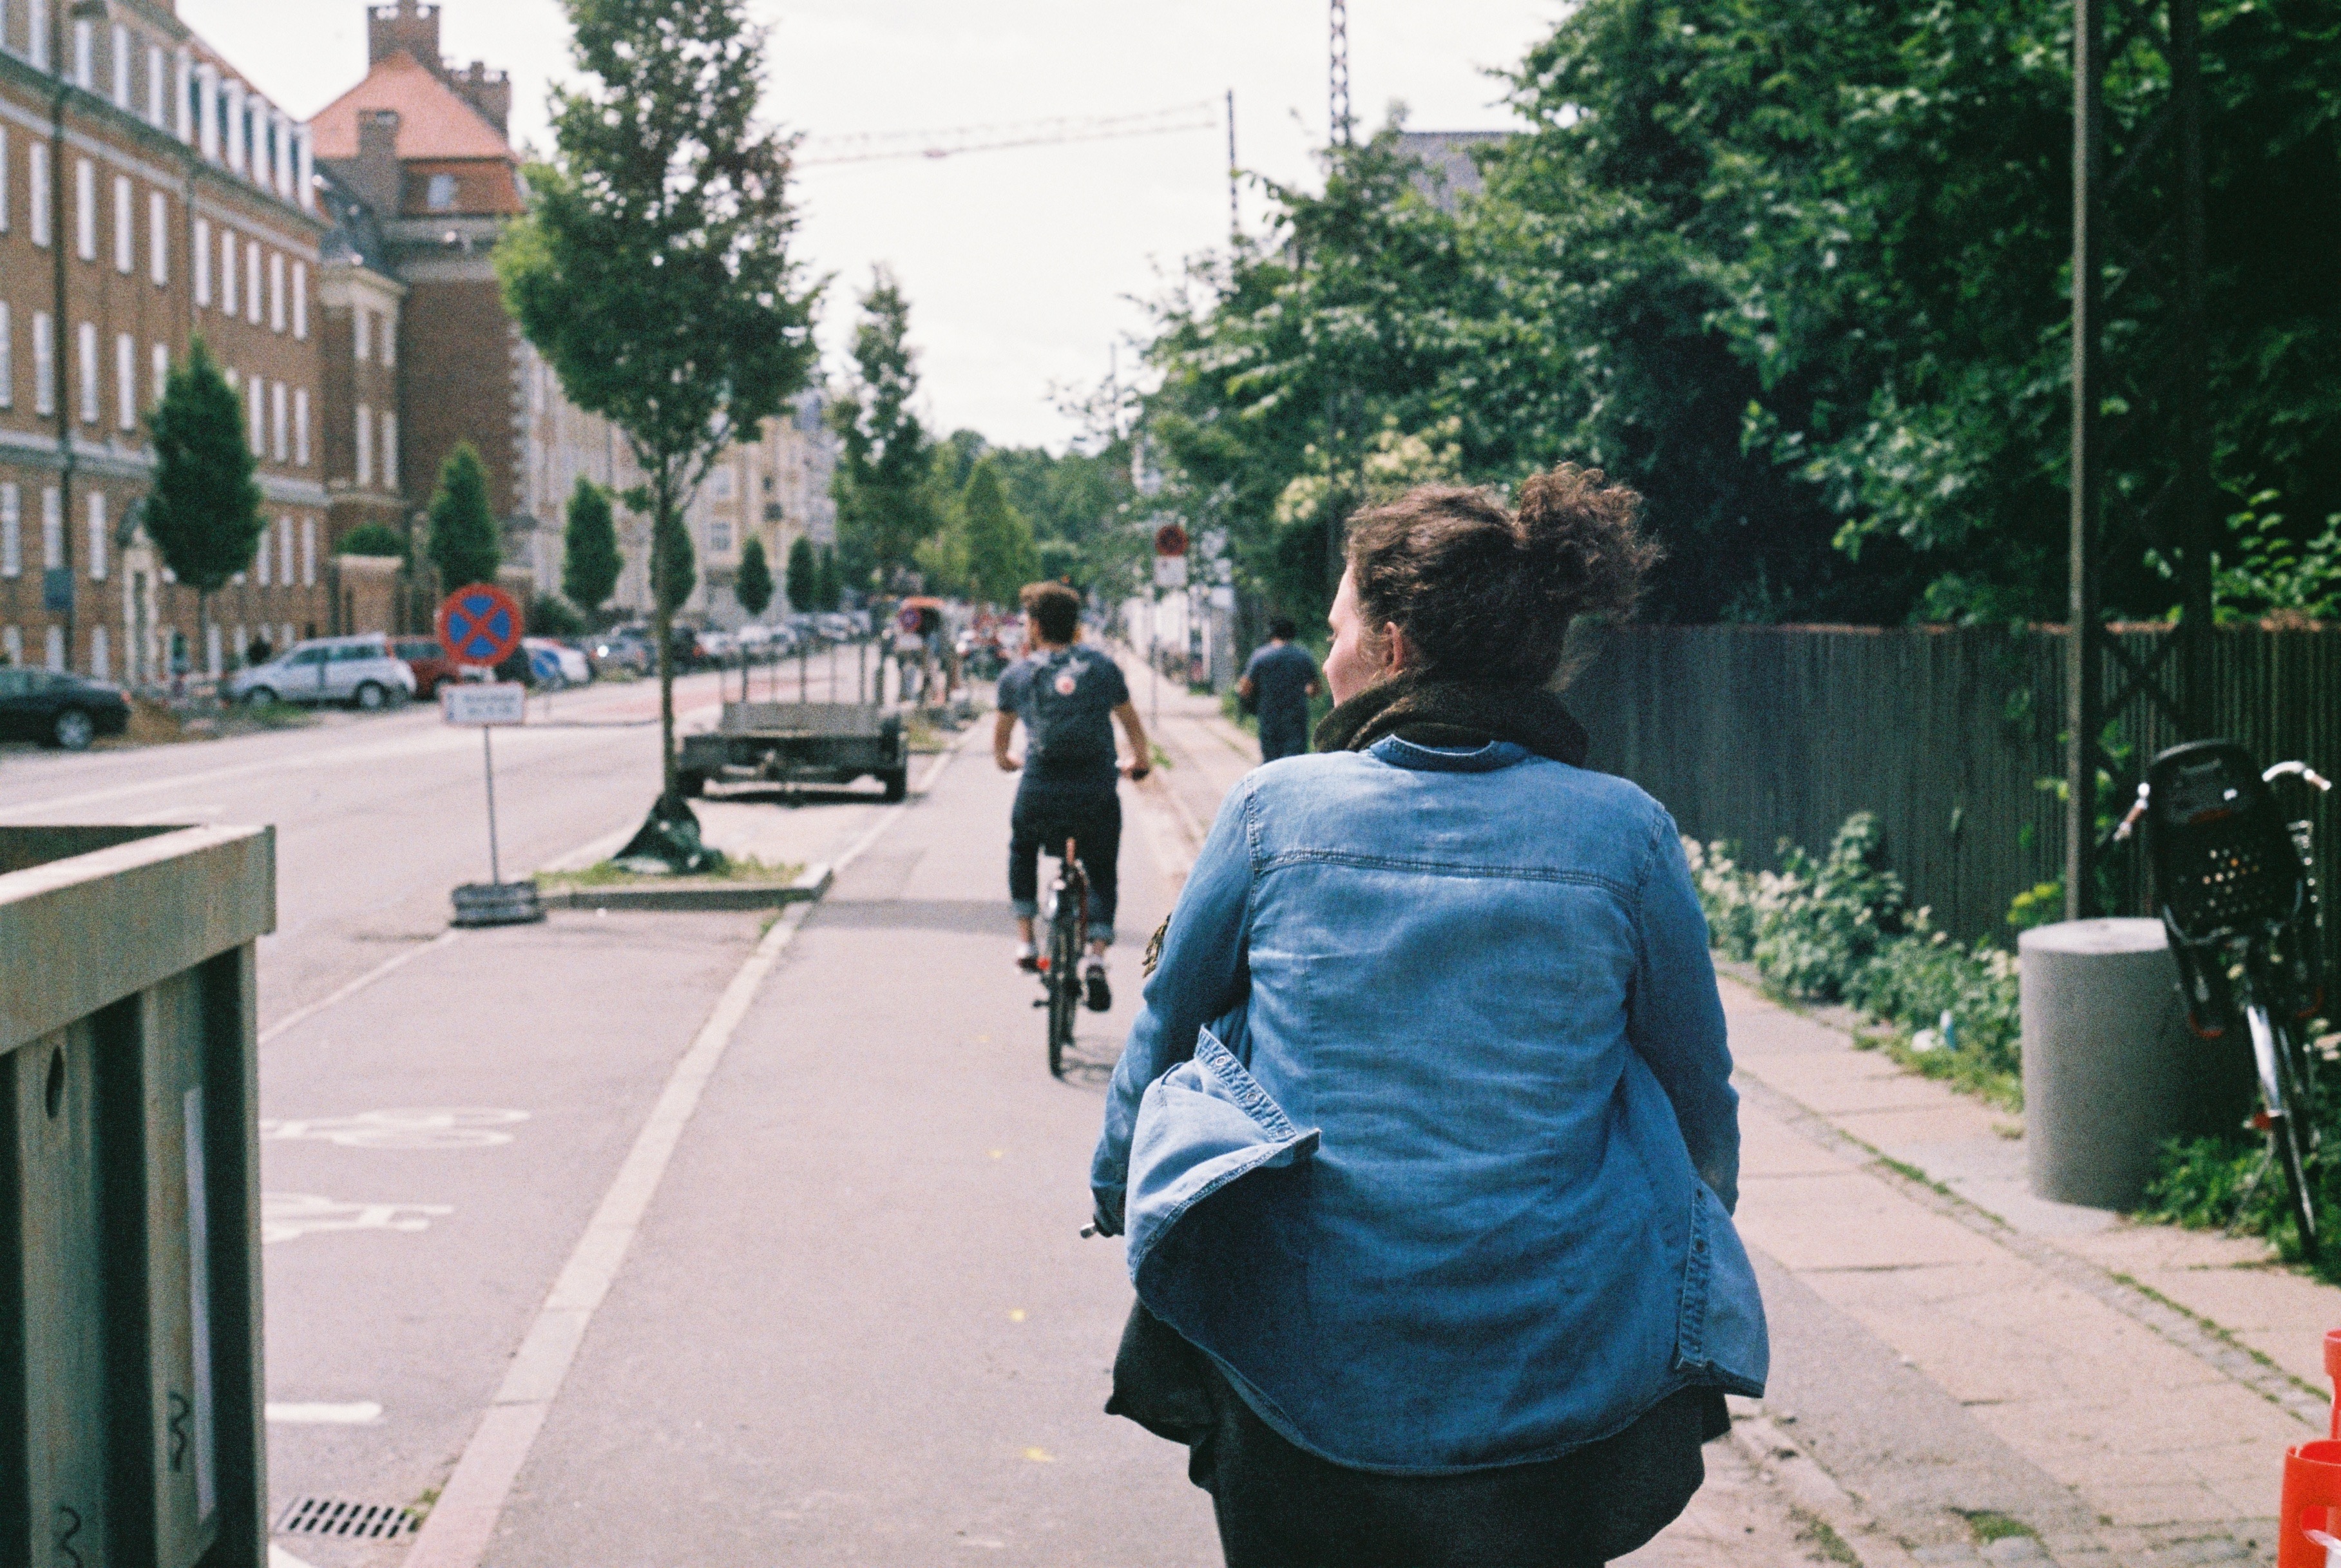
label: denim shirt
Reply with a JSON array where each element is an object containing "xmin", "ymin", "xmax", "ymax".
[{"xmin": 1091, "ymin": 737, "xmax": 1767, "ymax": 1474}]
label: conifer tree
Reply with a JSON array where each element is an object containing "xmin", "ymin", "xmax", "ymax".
[
  {"xmin": 736, "ymin": 535, "xmax": 774, "ymax": 620},
  {"xmin": 562, "ymin": 475, "xmax": 622, "ymax": 618},
  {"xmin": 145, "ymin": 338, "xmax": 263, "ymax": 668},
  {"xmin": 786, "ymin": 535, "xmax": 817, "ymax": 612},
  {"xmin": 816, "ymin": 546, "xmax": 841, "ymax": 611},
  {"xmin": 427, "ymin": 443, "xmax": 501, "ymax": 591}
]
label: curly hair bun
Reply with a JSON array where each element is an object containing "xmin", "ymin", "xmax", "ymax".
[{"xmin": 1346, "ymin": 463, "xmax": 1660, "ymax": 688}]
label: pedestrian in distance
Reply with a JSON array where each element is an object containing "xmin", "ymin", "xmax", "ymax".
[
  {"xmin": 1237, "ymin": 617, "xmax": 1321, "ymax": 763},
  {"xmin": 996, "ymin": 580, "xmax": 1152, "ymax": 1010},
  {"xmin": 1089, "ymin": 466, "xmax": 1766, "ymax": 1567}
]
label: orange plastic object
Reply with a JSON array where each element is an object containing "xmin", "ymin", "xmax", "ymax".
[
  {"xmin": 2327, "ymin": 1330, "xmax": 2341, "ymax": 1439},
  {"xmin": 2280, "ymin": 1440, "xmax": 2341, "ymax": 1566}
]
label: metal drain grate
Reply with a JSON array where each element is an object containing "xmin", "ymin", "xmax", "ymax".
[{"xmin": 276, "ymin": 1496, "xmax": 421, "ymax": 1539}]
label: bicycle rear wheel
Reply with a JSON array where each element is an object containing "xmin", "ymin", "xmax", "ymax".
[
  {"xmin": 2268, "ymin": 1008, "xmax": 2322, "ymax": 1261},
  {"xmin": 1047, "ymin": 893, "xmax": 1080, "ymax": 1078}
]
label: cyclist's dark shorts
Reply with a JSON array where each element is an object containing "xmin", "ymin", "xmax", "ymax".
[{"xmin": 1009, "ymin": 781, "xmax": 1120, "ymax": 945}]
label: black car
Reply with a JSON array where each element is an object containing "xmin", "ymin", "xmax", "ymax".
[{"xmin": 0, "ymin": 667, "xmax": 132, "ymax": 749}]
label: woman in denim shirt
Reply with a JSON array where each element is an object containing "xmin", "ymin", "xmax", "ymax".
[{"xmin": 1089, "ymin": 468, "xmax": 1766, "ymax": 1566}]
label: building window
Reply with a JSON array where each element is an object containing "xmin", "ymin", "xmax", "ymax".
[
  {"xmin": 151, "ymin": 341, "xmax": 166, "ymax": 408},
  {"xmin": 111, "ymin": 175, "xmax": 129, "ymax": 272},
  {"xmin": 41, "ymin": 487, "xmax": 59, "ymax": 568},
  {"xmin": 268, "ymin": 251, "xmax": 283, "ymax": 332},
  {"xmin": 148, "ymin": 189, "xmax": 165, "ymax": 283},
  {"xmin": 292, "ymin": 262, "xmax": 307, "ymax": 339},
  {"xmin": 73, "ymin": 156, "xmax": 91, "ymax": 260},
  {"xmin": 255, "ymin": 519, "xmax": 269, "ymax": 585},
  {"xmin": 381, "ymin": 314, "xmax": 396, "ymax": 367},
  {"xmin": 356, "ymin": 405, "xmax": 372, "ymax": 487},
  {"xmin": 26, "ymin": 141, "xmax": 45, "ymax": 247},
  {"xmin": 46, "ymin": 626, "xmax": 62, "ymax": 672},
  {"xmin": 219, "ymin": 227, "xmax": 236, "ymax": 315},
  {"xmin": 70, "ymin": 17, "xmax": 89, "ymax": 90},
  {"xmin": 109, "ymin": 23, "xmax": 127, "ymax": 108},
  {"xmin": 86, "ymin": 491, "xmax": 104, "ymax": 581},
  {"xmin": 205, "ymin": 622, "xmax": 219, "ymax": 676},
  {"xmin": 90, "ymin": 624, "xmax": 107, "ymax": 680},
  {"xmin": 245, "ymin": 240, "xmax": 260, "ymax": 325},
  {"xmin": 0, "ymin": 304, "xmax": 12, "ymax": 410},
  {"xmin": 710, "ymin": 466, "xmax": 734, "ymax": 501},
  {"xmin": 1, "ymin": 484, "xmax": 18, "ymax": 578},
  {"xmin": 278, "ymin": 518, "xmax": 292, "ymax": 586},
  {"xmin": 193, "ymin": 216, "xmax": 210, "ymax": 305},
  {"xmin": 426, "ymin": 173, "xmax": 457, "ymax": 211},
  {"xmin": 27, "ymin": 0, "xmax": 46, "ymax": 72},
  {"xmin": 148, "ymin": 41, "xmax": 164, "ymax": 124},
  {"xmin": 32, "ymin": 312, "xmax": 52, "ymax": 414},
  {"xmin": 0, "ymin": 127, "xmax": 10, "ymax": 232},
  {"xmin": 76, "ymin": 320, "xmax": 95, "ymax": 423},
  {"xmin": 710, "ymin": 520, "xmax": 732, "ymax": 553},
  {"xmin": 381, "ymin": 412, "xmax": 397, "ymax": 486},
  {"xmin": 1, "ymin": 627, "xmax": 18, "ymax": 667},
  {"xmin": 271, "ymin": 379, "xmax": 286, "ymax": 461},
  {"xmin": 294, "ymin": 387, "xmax": 309, "ymax": 466},
  {"xmin": 354, "ymin": 307, "xmax": 369, "ymax": 363},
  {"xmin": 247, "ymin": 376, "xmax": 263, "ymax": 457},
  {"xmin": 114, "ymin": 330, "xmax": 131, "ymax": 431},
  {"xmin": 301, "ymin": 517, "xmax": 316, "ymax": 586}
]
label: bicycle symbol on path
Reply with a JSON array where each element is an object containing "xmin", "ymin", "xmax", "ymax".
[
  {"xmin": 262, "ymin": 1192, "xmax": 452, "ymax": 1245},
  {"xmin": 260, "ymin": 1108, "xmax": 528, "ymax": 1149}
]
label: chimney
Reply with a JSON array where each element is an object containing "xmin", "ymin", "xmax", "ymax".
[
  {"xmin": 452, "ymin": 61, "xmax": 511, "ymax": 139},
  {"xmin": 349, "ymin": 110, "xmax": 402, "ymax": 218},
  {"xmin": 367, "ymin": 0, "xmax": 441, "ymax": 70}
]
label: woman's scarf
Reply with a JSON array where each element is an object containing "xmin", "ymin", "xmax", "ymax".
[{"xmin": 1312, "ymin": 674, "xmax": 1591, "ymax": 767}]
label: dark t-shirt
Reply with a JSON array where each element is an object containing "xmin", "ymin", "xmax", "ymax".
[
  {"xmin": 1244, "ymin": 642, "xmax": 1319, "ymax": 729},
  {"xmin": 1000, "ymin": 644, "xmax": 1131, "ymax": 785}
]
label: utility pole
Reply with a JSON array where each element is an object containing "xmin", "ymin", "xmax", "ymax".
[
  {"xmin": 1225, "ymin": 89, "xmax": 1239, "ymax": 244},
  {"xmin": 1328, "ymin": 0, "xmax": 1353, "ymax": 146}
]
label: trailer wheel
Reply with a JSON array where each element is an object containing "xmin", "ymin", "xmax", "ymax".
[{"xmin": 881, "ymin": 765, "xmax": 908, "ymax": 803}]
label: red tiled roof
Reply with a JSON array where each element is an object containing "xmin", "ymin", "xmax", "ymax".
[{"xmin": 310, "ymin": 50, "xmax": 513, "ymax": 164}]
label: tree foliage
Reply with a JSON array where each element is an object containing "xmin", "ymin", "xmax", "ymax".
[
  {"xmin": 828, "ymin": 269, "xmax": 941, "ymax": 590},
  {"xmin": 146, "ymin": 337, "xmax": 263, "ymax": 641},
  {"xmin": 338, "ymin": 522, "xmax": 406, "ymax": 558},
  {"xmin": 785, "ymin": 534, "xmax": 817, "ymax": 613},
  {"xmin": 815, "ymin": 545, "xmax": 841, "ymax": 611},
  {"xmin": 499, "ymin": 0, "xmax": 819, "ymax": 797},
  {"xmin": 562, "ymin": 475, "xmax": 622, "ymax": 617},
  {"xmin": 427, "ymin": 443, "xmax": 501, "ymax": 591},
  {"xmin": 959, "ymin": 457, "xmax": 1041, "ymax": 606},
  {"xmin": 1136, "ymin": 0, "xmax": 2341, "ymax": 626},
  {"xmin": 734, "ymin": 533, "xmax": 774, "ymax": 618}
]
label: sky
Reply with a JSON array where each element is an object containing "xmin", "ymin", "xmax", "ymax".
[{"xmin": 179, "ymin": 1, "xmax": 1563, "ymax": 452}]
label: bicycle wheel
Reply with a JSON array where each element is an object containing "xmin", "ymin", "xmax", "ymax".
[
  {"xmin": 2268, "ymin": 1010, "xmax": 2321, "ymax": 1261},
  {"xmin": 1047, "ymin": 891, "xmax": 1080, "ymax": 1078}
]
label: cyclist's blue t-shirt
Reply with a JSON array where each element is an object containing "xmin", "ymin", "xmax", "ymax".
[{"xmin": 1000, "ymin": 644, "xmax": 1129, "ymax": 787}]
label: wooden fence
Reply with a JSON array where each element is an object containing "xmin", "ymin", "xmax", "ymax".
[{"xmin": 1567, "ymin": 625, "xmax": 2341, "ymax": 959}]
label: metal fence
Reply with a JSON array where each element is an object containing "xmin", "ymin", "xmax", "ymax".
[{"xmin": 1567, "ymin": 624, "xmax": 2341, "ymax": 959}]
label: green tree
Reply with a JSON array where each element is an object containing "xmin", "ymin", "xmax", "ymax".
[
  {"xmin": 785, "ymin": 535, "xmax": 817, "ymax": 613},
  {"xmin": 816, "ymin": 546, "xmax": 841, "ymax": 611},
  {"xmin": 830, "ymin": 270, "xmax": 941, "ymax": 589},
  {"xmin": 530, "ymin": 596, "xmax": 588, "ymax": 636},
  {"xmin": 959, "ymin": 457, "xmax": 1040, "ymax": 606},
  {"xmin": 338, "ymin": 522, "xmax": 406, "ymax": 557},
  {"xmin": 145, "ymin": 337, "xmax": 264, "ymax": 665},
  {"xmin": 736, "ymin": 534, "xmax": 774, "ymax": 619},
  {"xmin": 499, "ymin": 0, "xmax": 819, "ymax": 799},
  {"xmin": 562, "ymin": 475, "xmax": 622, "ymax": 619},
  {"xmin": 427, "ymin": 443, "xmax": 501, "ymax": 591}
]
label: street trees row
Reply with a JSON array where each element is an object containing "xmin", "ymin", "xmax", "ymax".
[{"xmin": 1141, "ymin": 0, "xmax": 2341, "ymax": 629}]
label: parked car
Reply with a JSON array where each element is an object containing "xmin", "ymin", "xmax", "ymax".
[
  {"xmin": 390, "ymin": 636, "xmax": 459, "ymax": 699},
  {"xmin": 0, "ymin": 667, "xmax": 131, "ymax": 749},
  {"xmin": 226, "ymin": 635, "xmax": 417, "ymax": 710},
  {"xmin": 588, "ymin": 630, "xmax": 653, "ymax": 676},
  {"xmin": 524, "ymin": 636, "xmax": 593, "ymax": 689}
]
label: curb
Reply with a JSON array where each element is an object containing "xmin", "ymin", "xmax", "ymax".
[
  {"xmin": 539, "ymin": 863, "xmax": 832, "ymax": 912},
  {"xmin": 1730, "ymin": 1412, "xmax": 1924, "ymax": 1568}
]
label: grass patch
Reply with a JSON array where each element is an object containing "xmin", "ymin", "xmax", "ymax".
[
  {"xmin": 536, "ymin": 856, "xmax": 804, "ymax": 891},
  {"xmin": 1957, "ymin": 1509, "xmax": 2036, "ymax": 1544},
  {"xmin": 1790, "ymin": 1507, "xmax": 1859, "ymax": 1566}
]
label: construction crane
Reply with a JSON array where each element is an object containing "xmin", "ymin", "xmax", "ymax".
[{"xmin": 796, "ymin": 102, "xmax": 1221, "ymax": 168}]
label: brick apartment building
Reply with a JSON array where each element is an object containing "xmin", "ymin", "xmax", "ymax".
[{"xmin": 0, "ymin": 0, "xmax": 328, "ymax": 681}]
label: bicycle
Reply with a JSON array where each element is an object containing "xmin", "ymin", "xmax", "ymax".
[
  {"xmin": 2114, "ymin": 740, "xmax": 2333, "ymax": 1259},
  {"xmin": 1033, "ymin": 836, "xmax": 1089, "ymax": 1079}
]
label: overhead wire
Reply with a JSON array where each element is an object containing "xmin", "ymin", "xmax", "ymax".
[{"xmin": 795, "ymin": 101, "xmax": 1221, "ymax": 167}]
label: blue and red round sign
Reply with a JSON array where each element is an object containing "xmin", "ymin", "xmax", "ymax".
[{"xmin": 436, "ymin": 585, "xmax": 526, "ymax": 667}]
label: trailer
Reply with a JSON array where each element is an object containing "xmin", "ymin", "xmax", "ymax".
[{"xmin": 678, "ymin": 702, "xmax": 910, "ymax": 801}]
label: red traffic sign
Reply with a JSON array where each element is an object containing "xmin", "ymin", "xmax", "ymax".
[
  {"xmin": 1154, "ymin": 523, "xmax": 1190, "ymax": 558},
  {"xmin": 437, "ymin": 584, "xmax": 526, "ymax": 667}
]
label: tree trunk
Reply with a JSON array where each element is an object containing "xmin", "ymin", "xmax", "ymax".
[
  {"xmin": 197, "ymin": 588, "xmax": 209, "ymax": 695},
  {"xmin": 653, "ymin": 484, "xmax": 678, "ymax": 804}
]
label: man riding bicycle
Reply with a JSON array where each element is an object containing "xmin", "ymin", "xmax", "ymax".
[{"xmin": 996, "ymin": 581, "xmax": 1151, "ymax": 1011}]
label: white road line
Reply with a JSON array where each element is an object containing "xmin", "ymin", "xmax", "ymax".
[
  {"xmin": 258, "ymin": 932, "xmax": 462, "ymax": 1047},
  {"xmin": 397, "ymin": 722, "xmax": 968, "ymax": 1568}
]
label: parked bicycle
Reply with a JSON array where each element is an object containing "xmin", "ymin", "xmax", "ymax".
[
  {"xmin": 1033, "ymin": 836, "xmax": 1089, "ymax": 1079},
  {"xmin": 2114, "ymin": 740, "xmax": 2332, "ymax": 1258}
]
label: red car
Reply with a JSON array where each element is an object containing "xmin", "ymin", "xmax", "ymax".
[{"xmin": 392, "ymin": 636, "xmax": 459, "ymax": 698}]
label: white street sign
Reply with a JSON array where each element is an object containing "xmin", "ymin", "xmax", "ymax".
[
  {"xmin": 443, "ymin": 683, "xmax": 526, "ymax": 726},
  {"xmin": 1153, "ymin": 555, "xmax": 1189, "ymax": 589}
]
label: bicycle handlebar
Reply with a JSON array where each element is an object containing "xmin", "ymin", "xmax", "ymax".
[{"xmin": 2264, "ymin": 760, "xmax": 2335, "ymax": 792}]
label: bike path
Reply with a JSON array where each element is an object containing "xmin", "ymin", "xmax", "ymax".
[{"xmin": 486, "ymin": 738, "xmax": 1221, "ymax": 1563}]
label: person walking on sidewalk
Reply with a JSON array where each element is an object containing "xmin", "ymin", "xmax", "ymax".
[
  {"xmin": 997, "ymin": 580, "xmax": 1151, "ymax": 1009},
  {"xmin": 1089, "ymin": 467, "xmax": 1766, "ymax": 1568},
  {"xmin": 1237, "ymin": 617, "xmax": 1321, "ymax": 763}
]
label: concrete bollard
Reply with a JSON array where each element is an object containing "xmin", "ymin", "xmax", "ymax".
[{"xmin": 2019, "ymin": 917, "xmax": 2251, "ymax": 1210}]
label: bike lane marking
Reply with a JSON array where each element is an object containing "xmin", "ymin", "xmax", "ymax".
[{"xmin": 399, "ymin": 726, "xmax": 974, "ymax": 1568}]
